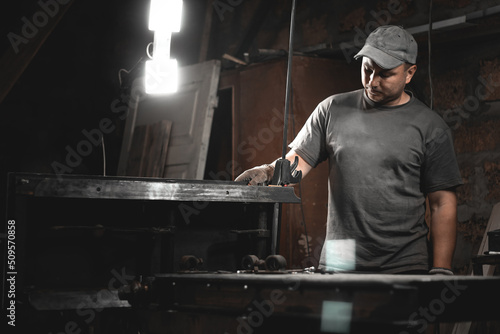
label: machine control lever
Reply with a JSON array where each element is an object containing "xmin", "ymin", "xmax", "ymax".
[{"xmin": 270, "ymin": 156, "xmax": 302, "ymax": 186}]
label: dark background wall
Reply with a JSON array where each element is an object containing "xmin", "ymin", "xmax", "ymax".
[{"xmin": 1, "ymin": 0, "xmax": 500, "ymax": 275}]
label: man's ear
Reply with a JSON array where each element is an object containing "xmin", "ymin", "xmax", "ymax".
[{"xmin": 406, "ymin": 64, "xmax": 417, "ymax": 84}]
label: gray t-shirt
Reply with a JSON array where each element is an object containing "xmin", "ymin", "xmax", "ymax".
[{"xmin": 289, "ymin": 89, "xmax": 463, "ymax": 273}]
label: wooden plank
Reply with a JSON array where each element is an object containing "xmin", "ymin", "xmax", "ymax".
[
  {"xmin": 126, "ymin": 120, "xmax": 172, "ymax": 178},
  {"xmin": 158, "ymin": 120, "xmax": 173, "ymax": 177},
  {"xmin": 145, "ymin": 120, "xmax": 172, "ymax": 177},
  {"xmin": 218, "ymin": 69, "xmax": 240, "ymax": 179},
  {"xmin": 0, "ymin": 0, "xmax": 75, "ymax": 104},
  {"xmin": 198, "ymin": 0, "xmax": 215, "ymax": 63},
  {"xmin": 126, "ymin": 124, "xmax": 149, "ymax": 176}
]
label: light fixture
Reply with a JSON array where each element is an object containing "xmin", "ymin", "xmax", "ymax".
[{"xmin": 145, "ymin": 0, "xmax": 183, "ymax": 94}]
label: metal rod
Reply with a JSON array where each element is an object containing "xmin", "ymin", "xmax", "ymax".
[
  {"xmin": 257, "ymin": 205, "xmax": 267, "ymax": 259},
  {"xmin": 271, "ymin": 202, "xmax": 281, "ymax": 255},
  {"xmin": 281, "ymin": 0, "xmax": 297, "ymax": 159}
]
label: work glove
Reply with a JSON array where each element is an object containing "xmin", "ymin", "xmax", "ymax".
[
  {"xmin": 235, "ymin": 164, "xmax": 275, "ymax": 186},
  {"xmin": 429, "ymin": 267, "xmax": 454, "ymax": 275}
]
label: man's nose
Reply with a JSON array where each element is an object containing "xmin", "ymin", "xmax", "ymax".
[{"xmin": 368, "ymin": 73, "xmax": 378, "ymax": 87}]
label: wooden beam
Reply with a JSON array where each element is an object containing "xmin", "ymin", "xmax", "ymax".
[
  {"xmin": 198, "ymin": 0, "xmax": 215, "ymax": 63},
  {"xmin": 233, "ymin": 0, "xmax": 275, "ymax": 59},
  {"xmin": 0, "ymin": 0, "xmax": 75, "ymax": 104}
]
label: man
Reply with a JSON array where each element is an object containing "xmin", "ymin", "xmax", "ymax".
[{"xmin": 235, "ymin": 25, "xmax": 463, "ymax": 274}]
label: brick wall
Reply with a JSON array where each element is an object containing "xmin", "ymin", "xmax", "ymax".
[{"xmin": 428, "ymin": 52, "xmax": 500, "ymax": 273}]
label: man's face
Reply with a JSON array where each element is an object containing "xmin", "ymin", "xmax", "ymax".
[{"xmin": 361, "ymin": 57, "xmax": 417, "ymax": 106}]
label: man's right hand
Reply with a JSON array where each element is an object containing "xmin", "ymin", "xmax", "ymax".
[{"xmin": 234, "ymin": 164, "xmax": 275, "ymax": 186}]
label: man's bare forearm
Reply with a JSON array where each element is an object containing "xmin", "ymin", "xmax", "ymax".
[{"xmin": 428, "ymin": 190, "xmax": 458, "ymax": 269}]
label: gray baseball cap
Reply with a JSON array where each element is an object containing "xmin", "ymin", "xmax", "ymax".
[{"xmin": 354, "ymin": 25, "xmax": 417, "ymax": 69}]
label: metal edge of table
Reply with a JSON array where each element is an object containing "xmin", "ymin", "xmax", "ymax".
[
  {"xmin": 153, "ymin": 272, "xmax": 500, "ymax": 286},
  {"xmin": 9, "ymin": 172, "xmax": 301, "ymax": 203},
  {"xmin": 151, "ymin": 272, "xmax": 500, "ymax": 324}
]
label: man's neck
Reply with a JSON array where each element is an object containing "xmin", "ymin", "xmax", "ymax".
[{"xmin": 385, "ymin": 91, "xmax": 410, "ymax": 107}]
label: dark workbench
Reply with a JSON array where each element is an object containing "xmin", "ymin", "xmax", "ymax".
[
  {"xmin": 149, "ymin": 271, "xmax": 500, "ymax": 333},
  {"xmin": 2, "ymin": 172, "xmax": 301, "ymax": 331}
]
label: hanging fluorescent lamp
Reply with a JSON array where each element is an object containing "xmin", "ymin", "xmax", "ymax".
[{"xmin": 145, "ymin": 0, "xmax": 183, "ymax": 94}]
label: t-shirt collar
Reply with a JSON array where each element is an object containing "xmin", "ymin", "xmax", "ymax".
[{"xmin": 362, "ymin": 89, "xmax": 414, "ymax": 110}]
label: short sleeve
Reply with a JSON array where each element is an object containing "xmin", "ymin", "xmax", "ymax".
[
  {"xmin": 288, "ymin": 97, "xmax": 333, "ymax": 167},
  {"xmin": 422, "ymin": 126, "xmax": 463, "ymax": 194}
]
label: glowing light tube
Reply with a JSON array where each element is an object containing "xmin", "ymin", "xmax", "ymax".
[{"xmin": 148, "ymin": 0, "xmax": 183, "ymax": 32}]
